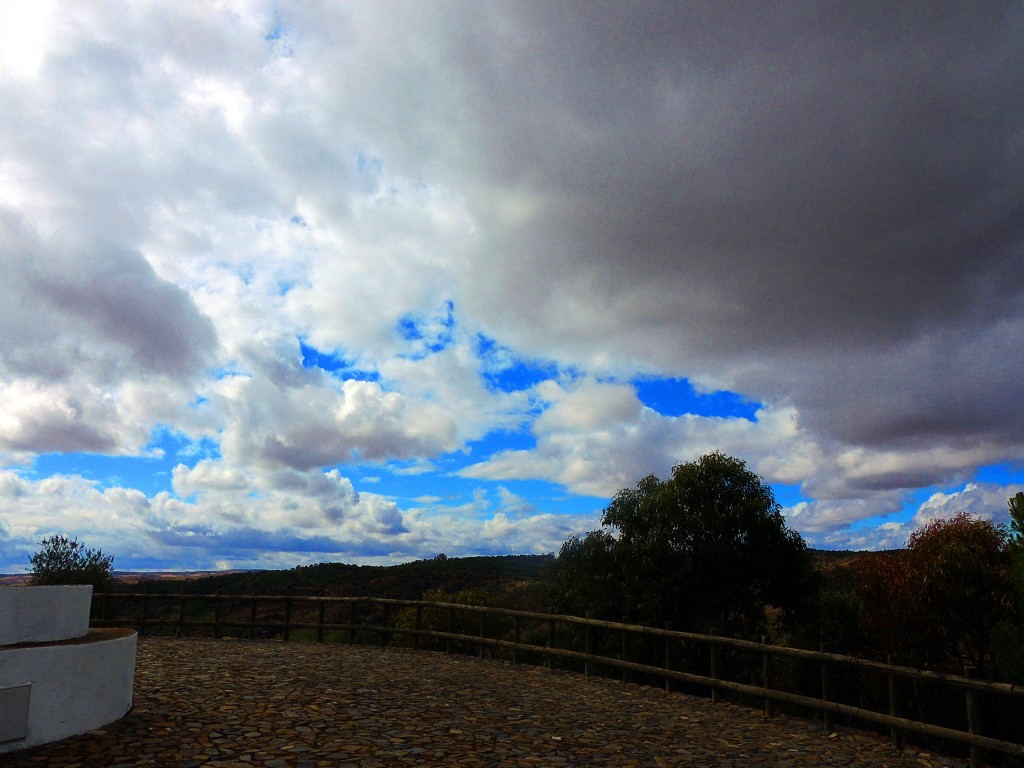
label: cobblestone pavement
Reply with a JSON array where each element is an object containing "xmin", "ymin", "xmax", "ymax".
[{"xmin": 4, "ymin": 637, "xmax": 967, "ymax": 768}]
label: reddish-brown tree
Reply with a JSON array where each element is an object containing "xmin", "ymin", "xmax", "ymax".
[{"xmin": 855, "ymin": 512, "xmax": 1014, "ymax": 677}]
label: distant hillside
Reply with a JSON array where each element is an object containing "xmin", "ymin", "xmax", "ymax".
[
  {"xmin": 810, "ymin": 548, "xmax": 902, "ymax": 592},
  {"xmin": 121, "ymin": 554, "xmax": 554, "ymax": 600},
  {"xmin": 9, "ymin": 549, "xmax": 889, "ymax": 601}
]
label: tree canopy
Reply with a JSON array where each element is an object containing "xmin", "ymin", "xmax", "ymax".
[
  {"xmin": 546, "ymin": 452, "xmax": 815, "ymax": 638},
  {"xmin": 856, "ymin": 512, "xmax": 1014, "ymax": 676},
  {"xmin": 1009, "ymin": 491, "xmax": 1024, "ymax": 551},
  {"xmin": 29, "ymin": 535, "xmax": 115, "ymax": 592}
]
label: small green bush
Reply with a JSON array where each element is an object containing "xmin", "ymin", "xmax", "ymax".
[{"xmin": 29, "ymin": 535, "xmax": 114, "ymax": 592}]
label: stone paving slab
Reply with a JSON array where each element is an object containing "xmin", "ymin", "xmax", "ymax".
[{"xmin": 3, "ymin": 637, "xmax": 967, "ymax": 767}]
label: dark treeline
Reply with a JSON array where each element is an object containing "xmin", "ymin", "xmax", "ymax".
[{"xmin": 119, "ymin": 554, "xmax": 552, "ymax": 603}]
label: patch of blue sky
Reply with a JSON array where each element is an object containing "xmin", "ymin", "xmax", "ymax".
[
  {"xmin": 382, "ymin": 430, "xmax": 541, "ymax": 491},
  {"xmin": 633, "ymin": 376, "xmax": 760, "ymax": 420},
  {"xmin": 298, "ymin": 339, "xmax": 379, "ymax": 382},
  {"xmin": 28, "ymin": 429, "xmax": 201, "ymax": 495},
  {"xmin": 972, "ymin": 462, "xmax": 1024, "ymax": 486},
  {"xmin": 263, "ymin": 9, "xmax": 293, "ymax": 56},
  {"xmin": 264, "ymin": 9, "xmax": 284, "ymax": 42},
  {"xmin": 353, "ymin": 466, "xmax": 481, "ymax": 508},
  {"xmin": 460, "ymin": 429, "xmax": 536, "ymax": 465},
  {"xmin": 367, "ymin": 468, "xmax": 604, "ymax": 523},
  {"xmin": 299, "ymin": 339, "xmax": 343, "ymax": 370},
  {"xmin": 210, "ymin": 363, "xmax": 246, "ymax": 379},
  {"xmin": 236, "ymin": 262, "xmax": 266, "ymax": 288},
  {"xmin": 348, "ymin": 431, "xmax": 606, "ymax": 525},
  {"xmin": 353, "ymin": 151, "xmax": 386, "ymax": 196},
  {"xmin": 772, "ymin": 483, "xmax": 808, "ymax": 510},
  {"xmin": 842, "ymin": 515, "xmax": 911, "ymax": 539},
  {"xmin": 395, "ymin": 301, "xmax": 456, "ymax": 357},
  {"xmin": 344, "ymin": 463, "xmax": 386, "ymax": 484},
  {"xmin": 173, "ymin": 434, "xmax": 221, "ymax": 463},
  {"xmin": 839, "ymin": 482, "xmax": 968, "ymax": 542},
  {"xmin": 396, "ymin": 317, "xmax": 422, "ymax": 342},
  {"xmin": 487, "ymin": 477, "xmax": 607, "ymax": 517},
  {"xmin": 355, "ymin": 424, "xmax": 598, "ymax": 517},
  {"xmin": 801, "ymin": 464, "xmax": 1024, "ymax": 551},
  {"xmin": 891, "ymin": 467, "xmax": 1024, "ymax": 520},
  {"xmin": 356, "ymin": 151, "xmax": 383, "ymax": 175},
  {"xmin": 475, "ymin": 333, "xmax": 562, "ymax": 393}
]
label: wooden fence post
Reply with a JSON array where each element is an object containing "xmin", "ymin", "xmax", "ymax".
[
  {"xmin": 413, "ymin": 604, "xmax": 422, "ymax": 651},
  {"xmin": 887, "ymin": 655, "xmax": 904, "ymax": 750},
  {"xmin": 513, "ymin": 615, "xmax": 522, "ymax": 665},
  {"xmin": 547, "ymin": 619, "xmax": 556, "ymax": 670},
  {"xmin": 317, "ymin": 595, "xmax": 326, "ymax": 643},
  {"xmin": 176, "ymin": 591, "xmax": 185, "ymax": 638},
  {"xmin": 446, "ymin": 606, "xmax": 455, "ymax": 654},
  {"xmin": 762, "ymin": 635, "xmax": 774, "ymax": 717},
  {"xmin": 964, "ymin": 666, "xmax": 984, "ymax": 768},
  {"xmin": 478, "ymin": 612, "xmax": 486, "ymax": 658},
  {"xmin": 820, "ymin": 642, "xmax": 834, "ymax": 732},
  {"xmin": 622, "ymin": 616, "xmax": 632, "ymax": 684},
  {"xmin": 381, "ymin": 597, "xmax": 390, "ymax": 647},
  {"xmin": 349, "ymin": 601, "xmax": 357, "ymax": 644},
  {"xmin": 710, "ymin": 629, "xmax": 722, "ymax": 704},
  {"xmin": 664, "ymin": 622, "xmax": 674, "ymax": 693},
  {"xmin": 585, "ymin": 612, "xmax": 594, "ymax": 677},
  {"xmin": 249, "ymin": 592, "xmax": 257, "ymax": 640},
  {"xmin": 213, "ymin": 596, "xmax": 222, "ymax": 639},
  {"xmin": 139, "ymin": 595, "xmax": 149, "ymax": 637},
  {"xmin": 283, "ymin": 588, "xmax": 293, "ymax": 642}
]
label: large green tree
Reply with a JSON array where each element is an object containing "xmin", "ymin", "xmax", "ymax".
[
  {"xmin": 545, "ymin": 530, "xmax": 621, "ymax": 620},
  {"xmin": 547, "ymin": 452, "xmax": 815, "ymax": 638}
]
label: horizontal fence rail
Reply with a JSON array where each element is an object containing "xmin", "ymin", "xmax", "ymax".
[{"xmin": 92, "ymin": 592, "xmax": 1023, "ymax": 765}]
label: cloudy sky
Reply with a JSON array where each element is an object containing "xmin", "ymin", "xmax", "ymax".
[{"xmin": 1, "ymin": 1, "xmax": 1022, "ymax": 573}]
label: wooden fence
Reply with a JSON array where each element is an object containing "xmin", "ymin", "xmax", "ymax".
[{"xmin": 91, "ymin": 592, "xmax": 1023, "ymax": 766}]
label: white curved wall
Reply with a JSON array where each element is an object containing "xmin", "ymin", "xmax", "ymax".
[
  {"xmin": 0, "ymin": 629, "xmax": 137, "ymax": 753},
  {"xmin": 0, "ymin": 586, "xmax": 93, "ymax": 645}
]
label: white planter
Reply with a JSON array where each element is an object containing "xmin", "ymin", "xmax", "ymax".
[
  {"xmin": 0, "ymin": 628, "xmax": 137, "ymax": 752},
  {"xmin": 0, "ymin": 585, "xmax": 93, "ymax": 646}
]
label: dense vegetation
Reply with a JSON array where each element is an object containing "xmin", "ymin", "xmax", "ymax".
[
  {"xmin": 540, "ymin": 457, "xmax": 1024, "ymax": 685},
  {"xmin": 102, "ymin": 466, "xmax": 1024, "ymax": 686},
  {"xmin": 544, "ymin": 452, "xmax": 815, "ymax": 639},
  {"xmin": 854, "ymin": 512, "xmax": 1015, "ymax": 677}
]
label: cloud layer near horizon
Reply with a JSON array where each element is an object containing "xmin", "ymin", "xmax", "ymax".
[{"xmin": 1, "ymin": 1, "xmax": 1022, "ymax": 570}]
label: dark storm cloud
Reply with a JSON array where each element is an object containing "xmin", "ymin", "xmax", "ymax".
[{"xmin": 426, "ymin": 2, "xmax": 1024, "ymax": 457}]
